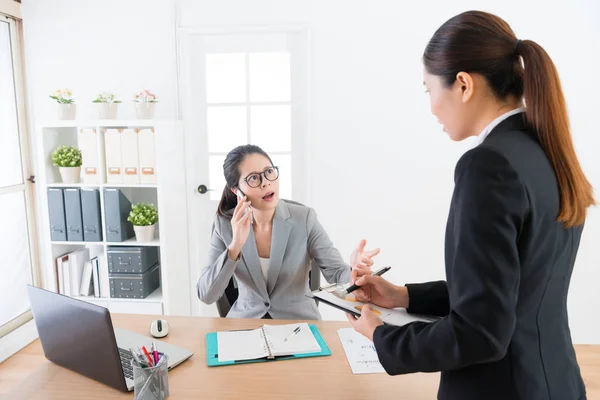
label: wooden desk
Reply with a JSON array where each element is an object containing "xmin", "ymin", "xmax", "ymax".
[{"xmin": 0, "ymin": 314, "xmax": 598, "ymax": 399}]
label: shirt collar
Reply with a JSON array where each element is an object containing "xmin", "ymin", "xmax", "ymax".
[{"xmin": 476, "ymin": 107, "xmax": 526, "ymax": 146}]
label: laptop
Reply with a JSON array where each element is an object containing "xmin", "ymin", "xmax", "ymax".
[{"xmin": 27, "ymin": 285, "xmax": 194, "ymax": 392}]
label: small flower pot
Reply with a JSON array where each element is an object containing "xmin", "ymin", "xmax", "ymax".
[
  {"xmin": 135, "ymin": 102, "xmax": 156, "ymax": 119},
  {"xmin": 59, "ymin": 167, "xmax": 81, "ymax": 184},
  {"xmin": 133, "ymin": 224, "xmax": 156, "ymax": 242},
  {"xmin": 96, "ymin": 103, "xmax": 118, "ymax": 119},
  {"xmin": 57, "ymin": 104, "xmax": 76, "ymax": 120}
]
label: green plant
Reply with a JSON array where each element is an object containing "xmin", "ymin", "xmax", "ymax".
[
  {"xmin": 52, "ymin": 145, "xmax": 82, "ymax": 167},
  {"xmin": 128, "ymin": 203, "xmax": 158, "ymax": 226},
  {"xmin": 92, "ymin": 91, "xmax": 121, "ymax": 103},
  {"xmin": 49, "ymin": 88, "xmax": 74, "ymax": 104}
]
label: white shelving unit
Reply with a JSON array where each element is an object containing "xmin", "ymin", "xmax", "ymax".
[{"xmin": 36, "ymin": 119, "xmax": 192, "ymax": 317}]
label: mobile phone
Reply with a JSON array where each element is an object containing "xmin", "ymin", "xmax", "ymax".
[{"xmin": 236, "ymin": 188, "xmax": 254, "ymax": 224}]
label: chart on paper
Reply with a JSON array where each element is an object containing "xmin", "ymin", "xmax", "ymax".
[{"xmin": 337, "ymin": 328, "xmax": 386, "ymax": 374}]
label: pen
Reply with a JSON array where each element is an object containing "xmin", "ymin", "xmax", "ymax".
[
  {"xmin": 152, "ymin": 341, "xmax": 159, "ymax": 365},
  {"xmin": 129, "ymin": 347, "xmax": 146, "ymax": 368},
  {"xmin": 141, "ymin": 345, "xmax": 154, "ymax": 366},
  {"xmin": 345, "ymin": 266, "xmax": 391, "ymax": 294},
  {"xmin": 283, "ymin": 326, "xmax": 301, "ymax": 342}
]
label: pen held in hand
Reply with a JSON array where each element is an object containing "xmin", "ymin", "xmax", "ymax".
[{"xmin": 345, "ymin": 266, "xmax": 391, "ymax": 295}]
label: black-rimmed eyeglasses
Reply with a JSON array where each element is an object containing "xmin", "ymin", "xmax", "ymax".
[{"xmin": 242, "ymin": 166, "xmax": 279, "ymax": 188}]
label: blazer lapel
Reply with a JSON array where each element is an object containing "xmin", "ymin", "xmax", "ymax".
[
  {"xmin": 241, "ymin": 228, "xmax": 269, "ymax": 300},
  {"xmin": 267, "ymin": 201, "xmax": 292, "ymax": 295}
]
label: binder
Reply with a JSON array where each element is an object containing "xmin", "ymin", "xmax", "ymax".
[
  {"xmin": 105, "ymin": 128, "xmax": 123, "ymax": 184},
  {"xmin": 78, "ymin": 128, "xmax": 103, "ymax": 184},
  {"xmin": 138, "ymin": 128, "xmax": 156, "ymax": 184},
  {"xmin": 68, "ymin": 248, "xmax": 90, "ymax": 295},
  {"xmin": 79, "ymin": 260, "xmax": 94, "ymax": 296},
  {"xmin": 64, "ymin": 188, "xmax": 83, "ymax": 241},
  {"xmin": 121, "ymin": 129, "xmax": 140, "ymax": 184},
  {"xmin": 47, "ymin": 188, "xmax": 67, "ymax": 241},
  {"xmin": 91, "ymin": 257, "xmax": 100, "ymax": 297},
  {"xmin": 104, "ymin": 188, "xmax": 134, "ymax": 242},
  {"xmin": 81, "ymin": 188, "xmax": 102, "ymax": 242},
  {"xmin": 205, "ymin": 324, "xmax": 331, "ymax": 367}
]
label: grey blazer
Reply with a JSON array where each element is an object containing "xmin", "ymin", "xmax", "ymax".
[{"xmin": 197, "ymin": 200, "xmax": 351, "ymax": 319}]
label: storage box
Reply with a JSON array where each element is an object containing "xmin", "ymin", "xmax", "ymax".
[
  {"xmin": 109, "ymin": 263, "xmax": 160, "ymax": 299},
  {"xmin": 107, "ymin": 246, "xmax": 159, "ymax": 274}
]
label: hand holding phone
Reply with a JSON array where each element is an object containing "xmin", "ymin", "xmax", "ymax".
[{"xmin": 236, "ymin": 189, "xmax": 254, "ymax": 224}]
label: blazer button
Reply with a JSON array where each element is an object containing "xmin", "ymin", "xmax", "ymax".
[{"xmin": 264, "ymin": 302, "xmax": 270, "ymax": 307}]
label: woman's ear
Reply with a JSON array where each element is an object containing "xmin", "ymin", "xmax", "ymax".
[{"xmin": 455, "ymin": 71, "xmax": 474, "ymax": 103}]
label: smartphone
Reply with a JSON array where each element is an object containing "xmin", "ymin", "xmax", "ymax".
[{"xmin": 236, "ymin": 188, "xmax": 254, "ymax": 224}]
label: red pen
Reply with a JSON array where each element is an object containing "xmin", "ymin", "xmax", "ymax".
[{"xmin": 141, "ymin": 345, "xmax": 154, "ymax": 366}]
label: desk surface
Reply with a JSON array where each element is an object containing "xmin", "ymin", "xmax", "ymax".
[{"xmin": 1, "ymin": 314, "xmax": 599, "ymax": 400}]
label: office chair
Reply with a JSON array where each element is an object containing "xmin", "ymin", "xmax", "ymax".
[{"xmin": 215, "ymin": 199, "xmax": 322, "ymax": 318}]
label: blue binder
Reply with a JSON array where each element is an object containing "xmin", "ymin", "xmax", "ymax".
[{"xmin": 206, "ymin": 324, "xmax": 331, "ymax": 367}]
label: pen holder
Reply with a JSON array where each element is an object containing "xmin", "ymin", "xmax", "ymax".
[{"xmin": 132, "ymin": 353, "xmax": 169, "ymax": 400}]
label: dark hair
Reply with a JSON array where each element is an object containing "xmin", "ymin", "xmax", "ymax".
[
  {"xmin": 217, "ymin": 144, "xmax": 274, "ymax": 217},
  {"xmin": 423, "ymin": 10, "xmax": 594, "ymax": 227}
]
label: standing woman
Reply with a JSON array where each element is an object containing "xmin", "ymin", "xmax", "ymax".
[{"xmin": 347, "ymin": 11, "xmax": 593, "ymax": 400}]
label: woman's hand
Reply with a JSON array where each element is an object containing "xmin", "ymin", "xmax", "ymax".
[
  {"xmin": 350, "ymin": 269, "xmax": 409, "ymax": 309},
  {"xmin": 228, "ymin": 196, "xmax": 252, "ymax": 260},
  {"xmin": 346, "ymin": 305, "xmax": 384, "ymax": 341},
  {"xmin": 350, "ymin": 239, "xmax": 380, "ymax": 274}
]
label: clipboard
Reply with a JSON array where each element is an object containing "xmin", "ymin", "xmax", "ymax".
[
  {"xmin": 206, "ymin": 324, "xmax": 331, "ymax": 367},
  {"xmin": 310, "ymin": 286, "xmax": 440, "ymax": 326}
]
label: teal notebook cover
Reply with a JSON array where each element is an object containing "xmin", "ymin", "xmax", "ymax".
[{"xmin": 206, "ymin": 324, "xmax": 331, "ymax": 367}]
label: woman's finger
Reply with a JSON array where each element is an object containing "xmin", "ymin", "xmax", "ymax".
[
  {"xmin": 238, "ymin": 211, "xmax": 251, "ymax": 226},
  {"xmin": 234, "ymin": 202, "xmax": 251, "ymax": 221},
  {"xmin": 364, "ymin": 248, "xmax": 381, "ymax": 258},
  {"xmin": 232, "ymin": 196, "xmax": 245, "ymax": 219}
]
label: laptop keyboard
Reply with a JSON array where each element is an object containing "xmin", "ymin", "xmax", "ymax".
[{"xmin": 118, "ymin": 348, "xmax": 134, "ymax": 380}]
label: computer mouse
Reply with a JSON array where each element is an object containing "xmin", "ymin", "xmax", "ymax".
[{"xmin": 150, "ymin": 319, "xmax": 169, "ymax": 338}]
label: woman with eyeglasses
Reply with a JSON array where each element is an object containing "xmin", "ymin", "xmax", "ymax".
[{"xmin": 197, "ymin": 144, "xmax": 380, "ymax": 319}]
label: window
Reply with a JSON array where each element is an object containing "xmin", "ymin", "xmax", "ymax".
[
  {"xmin": 203, "ymin": 35, "xmax": 295, "ymax": 201},
  {"xmin": 0, "ymin": 15, "xmax": 38, "ymax": 338}
]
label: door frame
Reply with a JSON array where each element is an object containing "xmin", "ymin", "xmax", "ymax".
[
  {"xmin": 0, "ymin": 14, "xmax": 41, "ymax": 338},
  {"xmin": 177, "ymin": 24, "xmax": 311, "ymax": 316}
]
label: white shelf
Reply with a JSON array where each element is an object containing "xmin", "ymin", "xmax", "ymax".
[
  {"xmin": 52, "ymin": 238, "xmax": 160, "ymax": 247},
  {"xmin": 38, "ymin": 119, "xmax": 166, "ymax": 128},
  {"xmin": 46, "ymin": 183, "xmax": 157, "ymax": 189},
  {"xmin": 102, "ymin": 183, "xmax": 157, "ymax": 188},
  {"xmin": 51, "ymin": 241, "xmax": 104, "ymax": 246},
  {"xmin": 107, "ymin": 236, "xmax": 160, "ymax": 247},
  {"xmin": 109, "ymin": 288, "xmax": 163, "ymax": 303},
  {"xmin": 72, "ymin": 288, "xmax": 162, "ymax": 303}
]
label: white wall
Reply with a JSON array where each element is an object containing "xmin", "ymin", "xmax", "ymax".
[{"xmin": 22, "ymin": 0, "xmax": 600, "ymax": 343}]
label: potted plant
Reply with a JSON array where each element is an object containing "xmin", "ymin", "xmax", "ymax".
[
  {"xmin": 128, "ymin": 203, "xmax": 158, "ymax": 242},
  {"xmin": 49, "ymin": 88, "xmax": 76, "ymax": 120},
  {"xmin": 52, "ymin": 145, "xmax": 82, "ymax": 183},
  {"xmin": 92, "ymin": 91, "xmax": 121, "ymax": 119},
  {"xmin": 133, "ymin": 89, "xmax": 158, "ymax": 119}
]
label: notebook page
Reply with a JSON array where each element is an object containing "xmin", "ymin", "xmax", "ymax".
[
  {"xmin": 263, "ymin": 323, "xmax": 321, "ymax": 357},
  {"xmin": 217, "ymin": 328, "xmax": 269, "ymax": 362},
  {"xmin": 337, "ymin": 328, "xmax": 385, "ymax": 374}
]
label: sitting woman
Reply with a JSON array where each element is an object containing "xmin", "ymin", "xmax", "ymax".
[{"xmin": 197, "ymin": 144, "xmax": 379, "ymax": 319}]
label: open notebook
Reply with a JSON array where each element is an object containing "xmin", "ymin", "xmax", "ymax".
[{"xmin": 207, "ymin": 323, "xmax": 330, "ymax": 366}]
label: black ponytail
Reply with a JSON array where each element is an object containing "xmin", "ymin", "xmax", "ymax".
[{"xmin": 216, "ymin": 145, "xmax": 273, "ymax": 218}]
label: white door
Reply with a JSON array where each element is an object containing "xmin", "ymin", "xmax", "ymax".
[
  {"xmin": 179, "ymin": 27, "xmax": 310, "ymax": 316},
  {"xmin": 0, "ymin": 16, "xmax": 39, "ymax": 337}
]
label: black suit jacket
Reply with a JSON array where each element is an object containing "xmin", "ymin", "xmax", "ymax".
[{"xmin": 373, "ymin": 114, "xmax": 587, "ymax": 400}]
